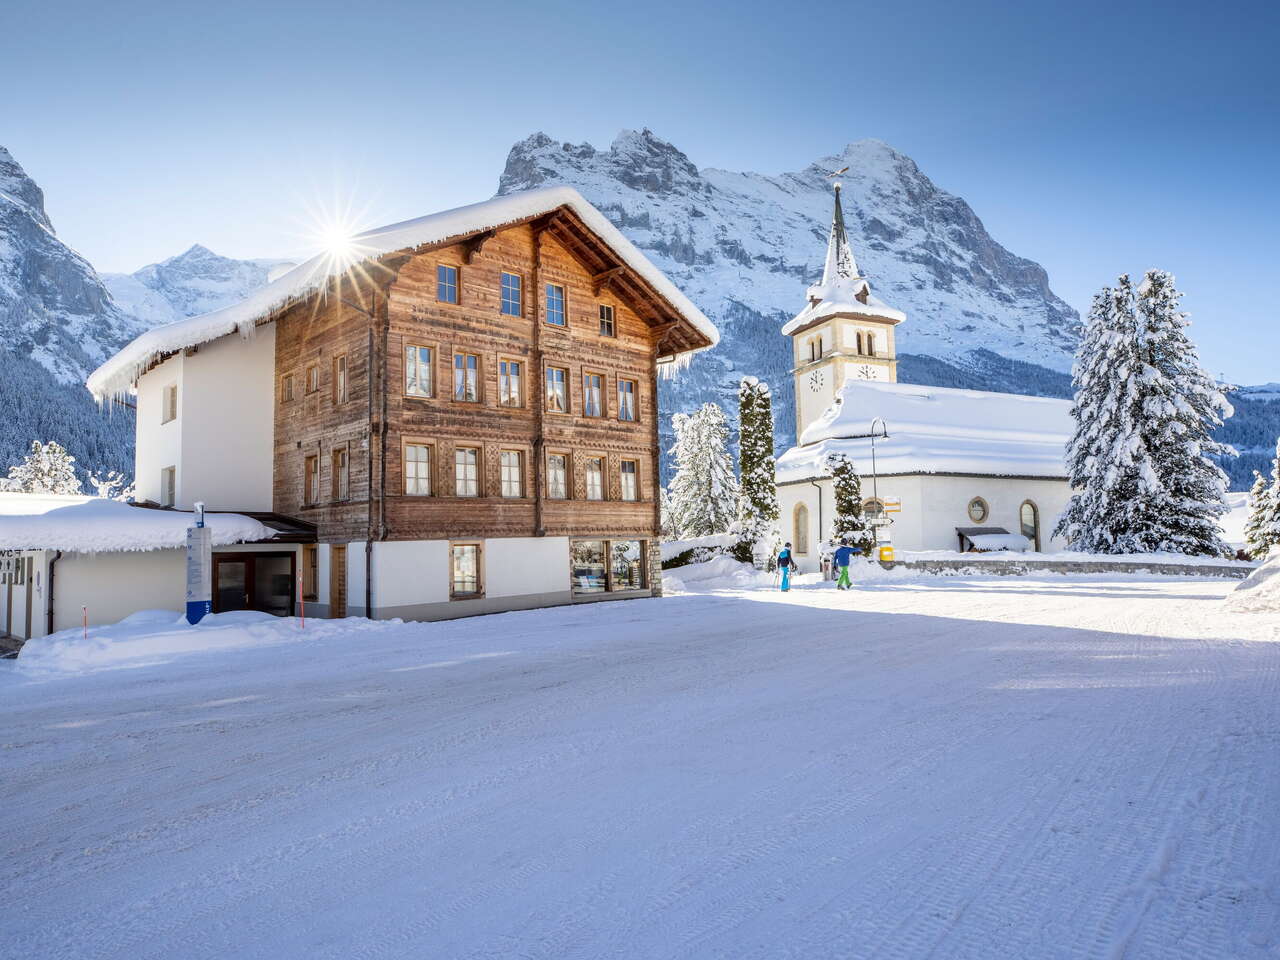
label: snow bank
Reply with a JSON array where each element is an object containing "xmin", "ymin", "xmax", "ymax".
[
  {"xmin": 900, "ymin": 548, "xmax": 1253, "ymax": 567},
  {"xmin": 87, "ymin": 186, "xmax": 718, "ymax": 400},
  {"xmin": 777, "ymin": 380, "xmax": 1073, "ymax": 482},
  {"xmin": 1225, "ymin": 553, "xmax": 1280, "ymax": 614},
  {"xmin": 662, "ymin": 556, "xmax": 774, "ymax": 592},
  {"xmin": 14, "ymin": 609, "xmax": 383, "ymax": 676},
  {"xmin": 966, "ymin": 533, "xmax": 1032, "ymax": 552},
  {"xmin": 0, "ymin": 493, "xmax": 273, "ymax": 552},
  {"xmin": 659, "ymin": 532, "xmax": 736, "ymax": 562}
]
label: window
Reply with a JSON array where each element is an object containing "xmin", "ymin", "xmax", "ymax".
[
  {"xmin": 437, "ymin": 264, "xmax": 458, "ymax": 304},
  {"xmin": 545, "ymin": 283, "xmax": 566, "ymax": 326},
  {"xmin": 617, "ymin": 379, "xmax": 637, "ymax": 422},
  {"xmin": 500, "ymin": 450, "xmax": 523, "ymax": 498},
  {"xmin": 547, "ymin": 453, "xmax": 568, "ymax": 499},
  {"xmin": 585, "ymin": 457, "xmax": 604, "ymax": 501},
  {"xmin": 331, "ymin": 446, "xmax": 349, "ymax": 501},
  {"xmin": 583, "ymin": 372, "xmax": 604, "ymax": 417},
  {"xmin": 599, "ymin": 304, "xmax": 615, "ymax": 337},
  {"xmin": 1020, "ymin": 500, "xmax": 1041, "ymax": 551},
  {"xmin": 333, "ymin": 355, "xmax": 348, "ymax": 404},
  {"xmin": 571, "ymin": 540, "xmax": 647, "ymax": 594},
  {"xmin": 306, "ymin": 363, "xmax": 320, "ymax": 394},
  {"xmin": 453, "ymin": 353, "xmax": 479, "ymax": 402},
  {"xmin": 281, "ymin": 373, "xmax": 295, "ymax": 403},
  {"xmin": 405, "ymin": 345, "xmax": 433, "ymax": 398},
  {"xmin": 161, "ymin": 466, "xmax": 176, "ymax": 507},
  {"xmin": 545, "ymin": 366, "xmax": 568, "ymax": 413},
  {"xmin": 302, "ymin": 545, "xmax": 318, "ymax": 602},
  {"xmin": 620, "ymin": 460, "xmax": 639, "ymax": 501},
  {"xmin": 611, "ymin": 540, "xmax": 646, "ymax": 591},
  {"xmin": 455, "ymin": 447, "xmax": 480, "ymax": 497},
  {"xmin": 794, "ymin": 503, "xmax": 809, "ymax": 555},
  {"xmin": 499, "ymin": 359, "xmax": 522, "ymax": 407},
  {"xmin": 571, "ymin": 540, "xmax": 607, "ymax": 593},
  {"xmin": 809, "ymin": 338, "xmax": 821, "ymax": 362},
  {"xmin": 863, "ymin": 499, "xmax": 886, "ymax": 521},
  {"xmin": 967, "ymin": 497, "xmax": 989, "ymax": 523},
  {"xmin": 161, "ymin": 383, "xmax": 178, "ymax": 423},
  {"xmin": 450, "ymin": 543, "xmax": 481, "ymax": 597},
  {"xmin": 303, "ymin": 456, "xmax": 318, "ymax": 505},
  {"xmin": 855, "ymin": 331, "xmax": 864, "ymax": 355},
  {"xmin": 866, "ymin": 333, "xmax": 877, "ymax": 357},
  {"xmin": 404, "ymin": 442, "xmax": 432, "ymax": 495},
  {"xmin": 500, "ymin": 272, "xmax": 522, "ymax": 316}
]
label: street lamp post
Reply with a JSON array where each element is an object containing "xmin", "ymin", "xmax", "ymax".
[{"xmin": 868, "ymin": 417, "xmax": 889, "ymax": 543}]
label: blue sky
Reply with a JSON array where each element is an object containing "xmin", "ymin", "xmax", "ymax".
[{"xmin": 4, "ymin": 0, "xmax": 1278, "ymax": 382}]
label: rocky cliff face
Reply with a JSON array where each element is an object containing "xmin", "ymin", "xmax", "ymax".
[
  {"xmin": 103, "ymin": 245, "xmax": 295, "ymax": 328},
  {"xmin": 0, "ymin": 145, "xmax": 140, "ymax": 480},
  {"xmin": 498, "ymin": 130, "xmax": 1081, "ymax": 448}
]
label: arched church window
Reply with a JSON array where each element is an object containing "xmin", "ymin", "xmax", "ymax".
[
  {"xmin": 794, "ymin": 503, "xmax": 810, "ymax": 555},
  {"xmin": 1020, "ymin": 500, "xmax": 1040, "ymax": 551},
  {"xmin": 863, "ymin": 498, "xmax": 885, "ymax": 521},
  {"xmin": 855, "ymin": 331, "xmax": 864, "ymax": 355},
  {"xmin": 866, "ymin": 333, "xmax": 876, "ymax": 357}
]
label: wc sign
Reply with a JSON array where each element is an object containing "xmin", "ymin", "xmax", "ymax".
[{"xmin": 185, "ymin": 502, "xmax": 211, "ymax": 625}]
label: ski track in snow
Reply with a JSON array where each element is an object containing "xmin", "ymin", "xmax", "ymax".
[{"xmin": 2, "ymin": 576, "xmax": 1279, "ymax": 959}]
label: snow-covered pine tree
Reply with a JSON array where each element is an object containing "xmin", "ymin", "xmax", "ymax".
[
  {"xmin": 1243, "ymin": 468, "xmax": 1277, "ymax": 559},
  {"xmin": 730, "ymin": 377, "xmax": 779, "ymax": 566},
  {"xmin": 667, "ymin": 402, "xmax": 739, "ymax": 538},
  {"xmin": 6, "ymin": 440, "xmax": 83, "ymax": 495},
  {"xmin": 1128, "ymin": 270, "xmax": 1232, "ymax": 556},
  {"xmin": 825, "ymin": 452, "xmax": 875, "ymax": 555},
  {"xmin": 1056, "ymin": 279, "xmax": 1148, "ymax": 551},
  {"xmin": 1255, "ymin": 436, "xmax": 1280, "ymax": 555},
  {"xmin": 89, "ymin": 469, "xmax": 135, "ymax": 501},
  {"xmin": 659, "ymin": 486, "xmax": 678, "ymax": 540}
]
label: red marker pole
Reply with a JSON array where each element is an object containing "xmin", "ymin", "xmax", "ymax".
[
  {"xmin": 298, "ymin": 572, "xmax": 305, "ymax": 629},
  {"xmin": 82, "ymin": 606, "xmax": 87, "ymax": 642}
]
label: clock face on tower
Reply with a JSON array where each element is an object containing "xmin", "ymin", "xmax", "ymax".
[
  {"xmin": 856, "ymin": 364, "xmax": 877, "ymax": 380},
  {"xmin": 808, "ymin": 370, "xmax": 824, "ymax": 392}
]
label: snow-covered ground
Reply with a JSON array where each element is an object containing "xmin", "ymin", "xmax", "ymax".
[{"xmin": 3, "ymin": 571, "xmax": 1279, "ymax": 959}]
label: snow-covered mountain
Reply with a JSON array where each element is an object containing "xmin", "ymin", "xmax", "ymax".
[
  {"xmin": 103, "ymin": 245, "xmax": 296, "ymax": 328},
  {"xmin": 497, "ymin": 130, "xmax": 1081, "ymax": 449},
  {"xmin": 0, "ymin": 145, "xmax": 141, "ymax": 481}
]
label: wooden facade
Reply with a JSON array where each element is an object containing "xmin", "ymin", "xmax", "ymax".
[{"xmin": 271, "ymin": 204, "xmax": 709, "ymax": 571}]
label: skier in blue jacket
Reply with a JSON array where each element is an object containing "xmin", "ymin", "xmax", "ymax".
[
  {"xmin": 833, "ymin": 538, "xmax": 857, "ymax": 589},
  {"xmin": 777, "ymin": 543, "xmax": 794, "ymax": 591}
]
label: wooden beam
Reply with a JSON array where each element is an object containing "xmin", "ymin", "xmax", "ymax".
[
  {"xmin": 591, "ymin": 265, "xmax": 626, "ymax": 296},
  {"xmin": 462, "ymin": 230, "xmax": 496, "ymax": 264}
]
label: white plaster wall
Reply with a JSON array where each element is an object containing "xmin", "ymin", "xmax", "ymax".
[
  {"xmin": 779, "ymin": 477, "xmax": 918, "ymax": 572},
  {"xmin": 178, "ymin": 328, "xmax": 276, "ymax": 511},
  {"xmin": 371, "ymin": 540, "xmax": 450, "ymax": 608},
  {"xmin": 485, "ymin": 537, "xmax": 570, "ymax": 598},
  {"xmin": 52, "ymin": 549, "xmax": 186, "ymax": 633},
  {"xmin": 135, "ymin": 354, "xmax": 183, "ymax": 505},
  {"xmin": 913, "ymin": 475, "xmax": 1071, "ymax": 553}
]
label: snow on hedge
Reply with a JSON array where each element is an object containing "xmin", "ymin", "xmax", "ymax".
[
  {"xmin": 1225, "ymin": 552, "xmax": 1280, "ymax": 614},
  {"xmin": 87, "ymin": 186, "xmax": 718, "ymax": 400},
  {"xmin": 0, "ymin": 493, "xmax": 273, "ymax": 552},
  {"xmin": 777, "ymin": 380, "xmax": 1072, "ymax": 482}
]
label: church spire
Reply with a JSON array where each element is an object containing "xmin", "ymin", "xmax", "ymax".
[{"xmin": 821, "ymin": 183, "xmax": 860, "ymax": 288}]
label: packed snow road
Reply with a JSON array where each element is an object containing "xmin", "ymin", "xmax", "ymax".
[{"xmin": 3, "ymin": 574, "xmax": 1279, "ymax": 959}]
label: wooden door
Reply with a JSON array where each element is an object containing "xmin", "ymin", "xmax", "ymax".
[{"xmin": 329, "ymin": 545, "xmax": 347, "ymax": 618}]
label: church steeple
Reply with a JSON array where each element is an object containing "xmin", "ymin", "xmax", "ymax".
[{"xmin": 809, "ymin": 183, "xmax": 868, "ymax": 306}]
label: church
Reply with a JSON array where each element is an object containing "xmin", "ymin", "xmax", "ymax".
[{"xmin": 774, "ymin": 184, "xmax": 1074, "ymax": 569}]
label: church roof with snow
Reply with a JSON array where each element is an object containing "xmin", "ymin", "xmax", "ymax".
[
  {"xmin": 781, "ymin": 184, "xmax": 905, "ymax": 336},
  {"xmin": 776, "ymin": 380, "xmax": 1073, "ymax": 482},
  {"xmin": 88, "ymin": 186, "xmax": 719, "ymax": 400}
]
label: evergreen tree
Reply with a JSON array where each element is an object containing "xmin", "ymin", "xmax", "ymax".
[
  {"xmin": 1058, "ymin": 272, "xmax": 1232, "ymax": 556},
  {"xmin": 1253, "ymin": 437, "xmax": 1280, "ymax": 555},
  {"xmin": 1128, "ymin": 270, "xmax": 1232, "ymax": 555},
  {"xmin": 667, "ymin": 402, "xmax": 739, "ymax": 538},
  {"xmin": 89, "ymin": 469, "xmax": 135, "ymax": 501},
  {"xmin": 1243, "ymin": 468, "xmax": 1276, "ymax": 559},
  {"xmin": 730, "ymin": 377, "xmax": 779, "ymax": 565},
  {"xmin": 825, "ymin": 452, "xmax": 875, "ymax": 555},
  {"xmin": 6, "ymin": 440, "xmax": 84, "ymax": 495},
  {"xmin": 659, "ymin": 486, "xmax": 678, "ymax": 539}
]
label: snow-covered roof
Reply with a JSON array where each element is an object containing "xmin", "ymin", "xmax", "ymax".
[
  {"xmin": 781, "ymin": 185, "xmax": 905, "ymax": 336},
  {"xmin": 0, "ymin": 494, "xmax": 275, "ymax": 552},
  {"xmin": 776, "ymin": 380, "xmax": 1073, "ymax": 482},
  {"xmin": 88, "ymin": 186, "xmax": 719, "ymax": 400}
]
